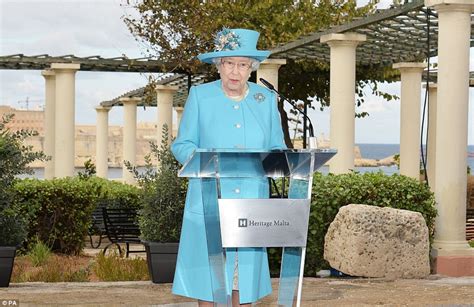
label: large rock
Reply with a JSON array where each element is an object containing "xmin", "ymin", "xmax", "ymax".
[{"xmin": 324, "ymin": 204, "xmax": 430, "ymax": 279}]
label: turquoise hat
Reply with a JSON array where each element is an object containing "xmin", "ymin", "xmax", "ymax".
[{"xmin": 197, "ymin": 28, "xmax": 270, "ymax": 64}]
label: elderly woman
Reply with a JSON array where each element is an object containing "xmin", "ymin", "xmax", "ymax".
[{"xmin": 171, "ymin": 28, "xmax": 285, "ymax": 306}]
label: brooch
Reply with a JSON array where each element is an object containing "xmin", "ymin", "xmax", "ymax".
[
  {"xmin": 254, "ymin": 92, "xmax": 265, "ymax": 103},
  {"xmin": 214, "ymin": 28, "xmax": 241, "ymax": 51}
]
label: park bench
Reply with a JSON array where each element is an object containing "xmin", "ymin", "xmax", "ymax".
[
  {"xmin": 102, "ymin": 207, "xmax": 144, "ymax": 257},
  {"xmin": 467, "ymin": 208, "xmax": 474, "ymax": 241},
  {"xmin": 88, "ymin": 203, "xmax": 107, "ymax": 248}
]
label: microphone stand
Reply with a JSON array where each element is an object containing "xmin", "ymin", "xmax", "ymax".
[{"xmin": 259, "ymin": 78, "xmax": 318, "ymax": 149}]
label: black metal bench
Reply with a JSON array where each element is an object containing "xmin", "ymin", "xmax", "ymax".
[
  {"xmin": 88, "ymin": 204, "xmax": 107, "ymax": 248},
  {"xmin": 102, "ymin": 208, "xmax": 144, "ymax": 257},
  {"xmin": 467, "ymin": 208, "xmax": 474, "ymax": 241}
]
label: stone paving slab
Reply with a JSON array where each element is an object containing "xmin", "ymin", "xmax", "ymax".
[{"xmin": 1, "ymin": 277, "xmax": 474, "ymax": 306}]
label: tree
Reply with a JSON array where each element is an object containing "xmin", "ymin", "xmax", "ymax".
[
  {"xmin": 0, "ymin": 114, "xmax": 47, "ymax": 246},
  {"xmin": 123, "ymin": 0, "xmax": 398, "ymax": 147}
]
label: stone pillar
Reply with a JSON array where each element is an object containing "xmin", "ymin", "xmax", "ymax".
[
  {"xmin": 393, "ymin": 62, "xmax": 426, "ymax": 179},
  {"xmin": 256, "ymin": 59, "xmax": 287, "ymax": 90},
  {"xmin": 174, "ymin": 106, "xmax": 184, "ymax": 138},
  {"xmin": 320, "ymin": 33, "xmax": 366, "ymax": 174},
  {"xmin": 50, "ymin": 63, "xmax": 80, "ymax": 178},
  {"xmin": 156, "ymin": 85, "xmax": 178, "ymax": 147},
  {"xmin": 95, "ymin": 106, "xmax": 111, "ymax": 179},
  {"xmin": 426, "ymin": 83, "xmax": 438, "ymax": 191},
  {"xmin": 41, "ymin": 70, "xmax": 56, "ymax": 179},
  {"xmin": 425, "ymin": 0, "xmax": 474, "ymax": 272},
  {"xmin": 121, "ymin": 98, "xmax": 140, "ymax": 184}
]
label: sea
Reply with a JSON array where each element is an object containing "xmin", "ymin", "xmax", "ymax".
[{"xmin": 24, "ymin": 144, "xmax": 474, "ymax": 179}]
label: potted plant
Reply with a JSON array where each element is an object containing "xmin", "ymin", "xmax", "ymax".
[
  {"xmin": 0, "ymin": 114, "xmax": 46, "ymax": 287},
  {"xmin": 126, "ymin": 125, "xmax": 187, "ymax": 283}
]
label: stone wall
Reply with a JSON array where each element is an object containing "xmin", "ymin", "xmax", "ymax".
[{"xmin": 27, "ymin": 123, "xmax": 177, "ymax": 168}]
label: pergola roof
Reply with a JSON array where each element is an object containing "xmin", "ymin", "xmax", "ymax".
[
  {"xmin": 271, "ymin": 0, "xmax": 473, "ymax": 66},
  {"xmin": 100, "ymin": 74, "xmax": 206, "ymax": 107},
  {"xmin": 0, "ymin": 54, "xmax": 185, "ymax": 73},
  {"xmin": 2, "ymin": 1, "xmax": 473, "ymax": 108}
]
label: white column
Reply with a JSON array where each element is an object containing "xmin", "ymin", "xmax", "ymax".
[
  {"xmin": 426, "ymin": 83, "xmax": 438, "ymax": 191},
  {"xmin": 95, "ymin": 106, "xmax": 111, "ymax": 179},
  {"xmin": 156, "ymin": 85, "xmax": 178, "ymax": 147},
  {"xmin": 50, "ymin": 63, "xmax": 80, "ymax": 178},
  {"xmin": 174, "ymin": 106, "xmax": 184, "ymax": 138},
  {"xmin": 393, "ymin": 62, "xmax": 426, "ymax": 179},
  {"xmin": 426, "ymin": 0, "xmax": 474, "ymax": 253},
  {"xmin": 121, "ymin": 97, "xmax": 140, "ymax": 185},
  {"xmin": 256, "ymin": 59, "xmax": 287, "ymax": 90},
  {"xmin": 321, "ymin": 33, "xmax": 366, "ymax": 174},
  {"xmin": 41, "ymin": 70, "xmax": 56, "ymax": 179}
]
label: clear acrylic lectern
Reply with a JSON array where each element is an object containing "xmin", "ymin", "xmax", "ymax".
[{"xmin": 179, "ymin": 148, "xmax": 336, "ymax": 306}]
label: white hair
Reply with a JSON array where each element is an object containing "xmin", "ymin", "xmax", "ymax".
[{"xmin": 212, "ymin": 57, "xmax": 261, "ymax": 72}]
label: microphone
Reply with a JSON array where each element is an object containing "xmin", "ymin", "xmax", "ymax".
[{"xmin": 259, "ymin": 78, "xmax": 315, "ymax": 138}]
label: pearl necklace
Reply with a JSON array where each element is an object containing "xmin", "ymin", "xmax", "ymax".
[{"xmin": 224, "ymin": 85, "xmax": 249, "ymax": 102}]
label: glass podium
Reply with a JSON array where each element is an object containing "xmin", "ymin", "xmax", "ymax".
[{"xmin": 179, "ymin": 148, "xmax": 336, "ymax": 306}]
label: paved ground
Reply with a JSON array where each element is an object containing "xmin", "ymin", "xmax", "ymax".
[{"xmin": 1, "ymin": 276, "xmax": 474, "ymax": 306}]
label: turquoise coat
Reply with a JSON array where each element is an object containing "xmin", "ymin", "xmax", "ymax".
[{"xmin": 171, "ymin": 80, "xmax": 285, "ymax": 303}]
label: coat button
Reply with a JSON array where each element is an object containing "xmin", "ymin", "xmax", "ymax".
[
  {"xmin": 233, "ymin": 104, "xmax": 240, "ymax": 110},
  {"xmin": 235, "ymin": 123, "xmax": 241, "ymax": 128},
  {"xmin": 234, "ymin": 188, "xmax": 241, "ymax": 194}
]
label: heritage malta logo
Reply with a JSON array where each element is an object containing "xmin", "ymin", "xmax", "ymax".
[{"xmin": 238, "ymin": 218, "xmax": 289, "ymax": 228}]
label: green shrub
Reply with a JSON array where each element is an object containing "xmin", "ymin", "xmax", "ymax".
[
  {"xmin": 268, "ymin": 172, "xmax": 437, "ymax": 277},
  {"xmin": 0, "ymin": 114, "xmax": 46, "ymax": 246},
  {"xmin": 0, "ymin": 208, "xmax": 28, "ymax": 247},
  {"xmin": 94, "ymin": 251, "xmax": 149, "ymax": 281},
  {"xmin": 126, "ymin": 125, "xmax": 187, "ymax": 243},
  {"xmin": 14, "ymin": 178, "xmax": 99, "ymax": 254},
  {"xmin": 13, "ymin": 176, "xmax": 142, "ymax": 254},
  {"xmin": 95, "ymin": 178, "xmax": 143, "ymax": 210}
]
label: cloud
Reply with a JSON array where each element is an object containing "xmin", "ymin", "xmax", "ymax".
[{"xmin": 0, "ymin": 0, "xmax": 142, "ymax": 57}]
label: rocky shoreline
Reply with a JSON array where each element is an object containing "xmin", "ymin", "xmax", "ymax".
[{"xmin": 354, "ymin": 155, "xmax": 397, "ymax": 167}]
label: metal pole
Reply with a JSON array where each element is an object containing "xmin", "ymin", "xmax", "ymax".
[
  {"xmin": 302, "ymin": 101, "xmax": 308, "ymax": 148},
  {"xmin": 296, "ymin": 142, "xmax": 317, "ymax": 306}
]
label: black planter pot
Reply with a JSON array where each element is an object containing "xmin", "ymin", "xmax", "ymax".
[
  {"xmin": 0, "ymin": 246, "xmax": 16, "ymax": 287},
  {"xmin": 144, "ymin": 241, "xmax": 179, "ymax": 284}
]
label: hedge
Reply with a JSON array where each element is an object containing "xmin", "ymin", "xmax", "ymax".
[
  {"xmin": 268, "ymin": 172, "xmax": 437, "ymax": 276},
  {"xmin": 13, "ymin": 177, "xmax": 142, "ymax": 255}
]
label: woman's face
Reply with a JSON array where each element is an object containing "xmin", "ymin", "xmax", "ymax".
[{"xmin": 219, "ymin": 57, "xmax": 252, "ymax": 95}]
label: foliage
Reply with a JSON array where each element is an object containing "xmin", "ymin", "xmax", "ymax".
[
  {"xmin": 123, "ymin": 0, "xmax": 377, "ymax": 72},
  {"xmin": 28, "ymin": 238, "xmax": 52, "ymax": 267},
  {"xmin": 95, "ymin": 178, "xmax": 143, "ymax": 210},
  {"xmin": 11, "ymin": 251, "xmax": 149, "ymax": 283},
  {"xmin": 93, "ymin": 251, "xmax": 149, "ymax": 281},
  {"xmin": 393, "ymin": 153, "xmax": 400, "ymax": 169},
  {"xmin": 13, "ymin": 177, "xmax": 141, "ymax": 255},
  {"xmin": 0, "ymin": 114, "xmax": 47, "ymax": 246},
  {"xmin": 0, "ymin": 208, "xmax": 28, "ymax": 247},
  {"xmin": 122, "ymin": 0, "xmax": 402, "ymax": 147},
  {"xmin": 77, "ymin": 158, "xmax": 97, "ymax": 180},
  {"xmin": 267, "ymin": 172, "xmax": 437, "ymax": 276},
  {"xmin": 11, "ymin": 254, "xmax": 91, "ymax": 283},
  {"xmin": 13, "ymin": 178, "xmax": 99, "ymax": 254},
  {"xmin": 126, "ymin": 125, "xmax": 187, "ymax": 242}
]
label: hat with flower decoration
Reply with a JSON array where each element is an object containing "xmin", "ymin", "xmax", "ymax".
[{"xmin": 197, "ymin": 28, "xmax": 270, "ymax": 64}]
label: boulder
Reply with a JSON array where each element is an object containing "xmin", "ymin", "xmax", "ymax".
[{"xmin": 324, "ymin": 204, "xmax": 430, "ymax": 279}]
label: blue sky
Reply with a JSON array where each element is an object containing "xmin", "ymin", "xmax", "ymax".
[{"xmin": 1, "ymin": 0, "xmax": 473, "ymax": 144}]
